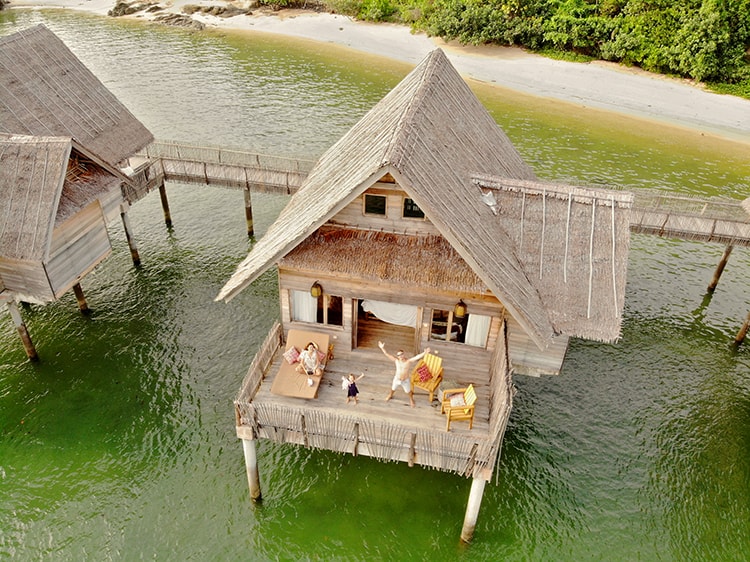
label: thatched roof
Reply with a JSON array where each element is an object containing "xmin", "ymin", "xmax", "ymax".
[
  {"xmin": 217, "ymin": 48, "xmax": 629, "ymax": 347},
  {"xmin": 472, "ymin": 175, "xmax": 632, "ymax": 342},
  {"xmin": 0, "ymin": 134, "xmax": 121, "ymax": 261},
  {"xmin": 0, "ymin": 24, "xmax": 153, "ymax": 167},
  {"xmin": 281, "ymin": 228, "xmax": 489, "ymax": 295}
]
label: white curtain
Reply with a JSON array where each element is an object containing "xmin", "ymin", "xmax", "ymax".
[
  {"xmin": 465, "ymin": 314, "xmax": 491, "ymax": 347},
  {"xmin": 292, "ymin": 290, "xmax": 317, "ymax": 323},
  {"xmin": 362, "ymin": 299, "xmax": 417, "ymax": 327}
]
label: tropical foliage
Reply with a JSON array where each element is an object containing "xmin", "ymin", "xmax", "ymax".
[{"xmin": 321, "ymin": 0, "xmax": 750, "ymax": 92}]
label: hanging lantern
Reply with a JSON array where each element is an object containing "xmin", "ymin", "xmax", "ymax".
[
  {"xmin": 454, "ymin": 299, "xmax": 467, "ymax": 318},
  {"xmin": 310, "ymin": 282, "xmax": 323, "ymax": 298}
]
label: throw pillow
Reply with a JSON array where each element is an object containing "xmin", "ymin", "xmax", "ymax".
[
  {"xmin": 283, "ymin": 346, "xmax": 300, "ymax": 364},
  {"xmin": 417, "ymin": 364, "xmax": 432, "ymax": 382},
  {"xmin": 317, "ymin": 349, "xmax": 327, "ymax": 363},
  {"xmin": 450, "ymin": 394, "xmax": 466, "ymax": 407}
]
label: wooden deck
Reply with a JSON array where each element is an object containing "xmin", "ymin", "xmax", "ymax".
[{"xmin": 235, "ymin": 320, "xmax": 511, "ymax": 478}]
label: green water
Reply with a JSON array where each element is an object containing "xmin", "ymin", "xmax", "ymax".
[{"xmin": 1, "ymin": 10, "xmax": 749, "ymax": 560}]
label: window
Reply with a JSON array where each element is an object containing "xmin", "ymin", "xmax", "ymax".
[
  {"xmin": 403, "ymin": 197, "xmax": 425, "ymax": 219},
  {"xmin": 429, "ymin": 309, "xmax": 491, "ymax": 348},
  {"xmin": 364, "ymin": 194, "xmax": 386, "ymax": 215},
  {"xmin": 320, "ymin": 295, "xmax": 343, "ymax": 326},
  {"xmin": 430, "ymin": 309, "xmax": 464, "ymax": 343},
  {"xmin": 291, "ymin": 290, "xmax": 343, "ymax": 327}
]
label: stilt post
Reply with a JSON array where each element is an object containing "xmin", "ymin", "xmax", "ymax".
[
  {"xmin": 7, "ymin": 301, "xmax": 38, "ymax": 361},
  {"xmin": 72, "ymin": 283, "xmax": 90, "ymax": 314},
  {"xmin": 244, "ymin": 188, "xmax": 254, "ymax": 237},
  {"xmin": 158, "ymin": 182, "xmax": 172, "ymax": 228},
  {"xmin": 120, "ymin": 204, "xmax": 141, "ymax": 266},
  {"xmin": 735, "ymin": 311, "xmax": 750, "ymax": 346},
  {"xmin": 460, "ymin": 477, "xmax": 487, "ymax": 543},
  {"xmin": 242, "ymin": 438, "xmax": 262, "ymax": 502},
  {"xmin": 708, "ymin": 244, "xmax": 733, "ymax": 292}
]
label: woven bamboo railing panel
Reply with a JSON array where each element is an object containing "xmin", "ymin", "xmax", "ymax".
[
  {"xmin": 234, "ymin": 321, "xmax": 282, "ymax": 426},
  {"xmin": 414, "ymin": 429, "xmax": 479, "ymax": 476},
  {"xmin": 304, "ymin": 410, "xmax": 358, "ymax": 453},
  {"xmin": 358, "ymin": 419, "xmax": 411, "ymax": 463},
  {"xmin": 253, "ymin": 403, "xmax": 305, "ymax": 444}
]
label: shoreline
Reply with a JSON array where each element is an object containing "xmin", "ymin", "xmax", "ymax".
[{"xmin": 5, "ymin": 0, "xmax": 750, "ymax": 142}]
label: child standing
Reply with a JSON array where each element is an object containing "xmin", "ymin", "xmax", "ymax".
[{"xmin": 343, "ymin": 373, "xmax": 365, "ymax": 404}]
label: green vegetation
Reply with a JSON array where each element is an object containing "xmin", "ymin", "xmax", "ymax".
[{"xmin": 318, "ymin": 0, "xmax": 750, "ymax": 98}]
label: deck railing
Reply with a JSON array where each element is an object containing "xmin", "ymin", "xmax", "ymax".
[{"xmin": 234, "ymin": 321, "xmax": 283, "ymax": 427}]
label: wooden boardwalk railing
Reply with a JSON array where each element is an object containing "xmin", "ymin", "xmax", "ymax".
[
  {"xmin": 123, "ymin": 140, "xmax": 316, "ymax": 203},
  {"xmin": 630, "ymin": 189, "xmax": 750, "ymax": 247},
  {"xmin": 124, "ymin": 140, "xmax": 750, "ymax": 246}
]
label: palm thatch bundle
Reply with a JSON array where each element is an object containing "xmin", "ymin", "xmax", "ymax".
[{"xmin": 281, "ymin": 228, "xmax": 490, "ymax": 295}]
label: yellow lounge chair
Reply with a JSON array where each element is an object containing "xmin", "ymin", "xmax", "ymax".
[
  {"xmin": 441, "ymin": 384, "xmax": 476, "ymax": 431},
  {"xmin": 410, "ymin": 352, "xmax": 443, "ymax": 403}
]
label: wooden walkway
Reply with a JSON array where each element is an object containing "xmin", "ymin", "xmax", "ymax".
[
  {"xmin": 127, "ymin": 140, "xmax": 750, "ymax": 247},
  {"xmin": 124, "ymin": 140, "xmax": 316, "ymax": 203}
]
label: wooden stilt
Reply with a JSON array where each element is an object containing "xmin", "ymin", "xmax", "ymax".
[
  {"xmin": 735, "ymin": 311, "xmax": 750, "ymax": 346},
  {"xmin": 460, "ymin": 477, "xmax": 486, "ymax": 543},
  {"xmin": 72, "ymin": 283, "xmax": 90, "ymax": 314},
  {"xmin": 244, "ymin": 188, "xmax": 254, "ymax": 238},
  {"xmin": 242, "ymin": 438, "xmax": 262, "ymax": 502},
  {"xmin": 708, "ymin": 244, "xmax": 733, "ymax": 292},
  {"xmin": 158, "ymin": 182, "xmax": 172, "ymax": 228},
  {"xmin": 7, "ymin": 301, "xmax": 38, "ymax": 361},
  {"xmin": 120, "ymin": 205, "xmax": 141, "ymax": 266}
]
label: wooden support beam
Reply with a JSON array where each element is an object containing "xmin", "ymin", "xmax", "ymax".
[
  {"xmin": 460, "ymin": 477, "xmax": 487, "ymax": 543},
  {"xmin": 7, "ymin": 301, "xmax": 38, "ymax": 361},
  {"xmin": 158, "ymin": 182, "xmax": 172, "ymax": 228},
  {"xmin": 241, "ymin": 438, "xmax": 262, "ymax": 502},
  {"xmin": 120, "ymin": 205, "xmax": 141, "ymax": 266},
  {"xmin": 244, "ymin": 188, "xmax": 254, "ymax": 238},
  {"xmin": 708, "ymin": 244, "xmax": 733, "ymax": 292},
  {"xmin": 408, "ymin": 432, "xmax": 417, "ymax": 467},
  {"xmin": 735, "ymin": 310, "xmax": 750, "ymax": 346},
  {"xmin": 73, "ymin": 283, "xmax": 90, "ymax": 314}
]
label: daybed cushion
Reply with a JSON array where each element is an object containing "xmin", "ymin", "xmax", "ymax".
[{"xmin": 270, "ymin": 329, "xmax": 330, "ymax": 398}]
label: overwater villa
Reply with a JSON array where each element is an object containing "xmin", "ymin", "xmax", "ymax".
[
  {"xmin": 217, "ymin": 48, "xmax": 633, "ymax": 541},
  {"xmin": 0, "ymin": 25, "xmax": 153, "ymax": 358}
]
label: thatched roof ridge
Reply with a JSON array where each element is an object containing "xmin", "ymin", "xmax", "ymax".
[
  {"xmin": 0, "ymin": 24, "xmax": 153, "ymax": 166},
  {"xmin": 473, "ymin": 175, "xmax": 633, "ymax": 342},
  {"xmin": 282, "ymin": 228, "xmax": 489, "ymax": 294},
  {"xmin": 0, "ymin": 134, "xmax": 70, "ymax": 261}
]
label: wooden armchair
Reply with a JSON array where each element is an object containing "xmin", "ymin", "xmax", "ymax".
[
  {"xmin": 410, "ymin": 352, "xmax": 443, "ymax": 402},
  {"xmin": 441, "ymin": 384, "xmax": 477, "ymax": 431}
]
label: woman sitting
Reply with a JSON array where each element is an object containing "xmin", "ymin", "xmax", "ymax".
[{"xmin": 296, "ymin": 342, "xmax": 324, "ymax": 378}]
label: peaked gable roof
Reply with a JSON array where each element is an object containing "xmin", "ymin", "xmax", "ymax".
[
  {"xmin": 0, "ymin": 133, "xmax": 122, "ymax": 262},
  {"xmin": 217, "ymin": 48, "xmax": 559, "ymax": 348},
  {"xmin": 217, "ymin": 49, "xmax": 553, "ymax": 347},
  {"xmin": 0, "ymin": 24, "xmax": 153, "ymax": 166}
]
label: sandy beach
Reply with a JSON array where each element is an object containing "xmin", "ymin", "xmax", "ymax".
[{"xmin": 6, "ymin": 0, "xmax": 750, "ymax": 141}]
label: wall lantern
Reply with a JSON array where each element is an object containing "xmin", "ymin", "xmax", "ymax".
[
  {"xmin": 310, "ymin": 282, "xmax": 323, "ymax": 298},
  {"xmin": 454, "ymin": 300, "xmax": 467, "ymax": 318}
]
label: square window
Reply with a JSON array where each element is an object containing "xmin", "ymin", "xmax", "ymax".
[{"xmin": 364, "ymin": 194, "xmax": 386, "ymax": 215}]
